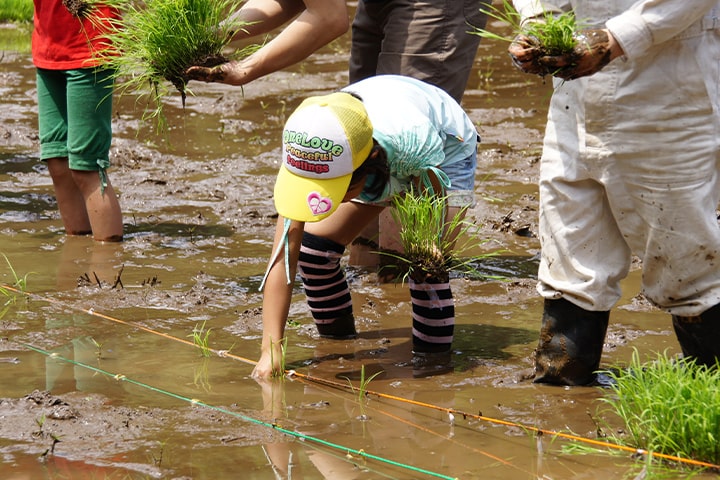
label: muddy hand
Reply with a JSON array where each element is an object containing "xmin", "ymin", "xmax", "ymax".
[
  {"xmin": 185, "ymin": 63, "xmax": 228, "ymax": 83},
  {"xmin": 508, "ymin": 34, "xmax": 548, "ymax": 76},
  {"xmin": 540, "ymin": 29, "xmax": 615, "ymax": 80},
  {"xmin": 252, "ymin": 343, "xmax": 285, "ymax": 379}
]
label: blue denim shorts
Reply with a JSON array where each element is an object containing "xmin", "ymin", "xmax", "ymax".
[{"xmin": 444, "ymin": 150, "xmax": 477, "ymax": 207}]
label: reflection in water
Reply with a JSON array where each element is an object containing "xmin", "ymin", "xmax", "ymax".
[
  {"xmin": 258, "ymin": 379, "xmax": 363, "ymax": 479},
  {"xmin": 56, "ymin": 236, "xmax": 125, "ymax": 290},
  {"xmin": 0, "ymin": 192, "xmax": 56, "ymax": 222},
  {"xmin": 44, "ymin": 335, "xmax": 114, "ymax": 394},
  {"xmin": 256, "ymin": 377, "xmax": 461, "ymax": 480},
  {"xmin": 0, "ymin": 153, "xmax": 43, "ymax": 175},
  {"xmin": 0, "ymin": 155, "xmax": 56, "ymax": 221}
]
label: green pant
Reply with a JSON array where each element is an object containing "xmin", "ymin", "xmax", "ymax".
[{"xmin": 36, "ymin": 67, "xmax": 114, "ymax": 172}]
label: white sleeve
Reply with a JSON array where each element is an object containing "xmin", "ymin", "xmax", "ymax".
[
  {"xmin": 511, "ymin": 0, "xmax": 571, "ymax": 24},
  {"xmin": 607, "ymin": 1, "xmax": 720, "ymax": 60}
]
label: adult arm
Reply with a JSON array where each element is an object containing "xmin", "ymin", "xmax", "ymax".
[
  {"xmin": 186, "ymin": 0, "xmax": 349, "ymax": 86},
  {"xmin": 252, "ymin": 217, "xmax": 305, "ymax": 378},
  {"xmin": 225, "ymin": 0, "xmax": 307, "ymax": 39}
]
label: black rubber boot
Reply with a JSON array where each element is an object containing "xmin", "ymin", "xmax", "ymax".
[
  {"xmin": 671, "ymin": 303, "xmax": 720, "ymax": 368},
  {"xmin": 533, "ymin": 298, "xmax": 610, "ymax": 386}
]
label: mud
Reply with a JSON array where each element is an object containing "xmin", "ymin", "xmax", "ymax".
[
  {"xmin": 1, "ymin": 389, "xmax": 281, "ymax": 478},
  {"xmin": 0, "ymin": 16, "xmax": 702, "ymax": 480}
]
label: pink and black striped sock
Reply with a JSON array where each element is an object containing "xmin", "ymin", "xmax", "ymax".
[
  {"xmin": 409, "ymin": 278, "xmax": 454, "ymax": 354},
  {"xmin": 299, "ymin": 232, "xmax": 357, "ymax": 339}
]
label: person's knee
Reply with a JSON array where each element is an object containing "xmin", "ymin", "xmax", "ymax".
[
  {"xmin": 46, "ymin": 157, "xmax": 71, "ymax": 179},
  {"xmin": 70, "ymin": 169, "xmax": 104, "ymax": 193}
]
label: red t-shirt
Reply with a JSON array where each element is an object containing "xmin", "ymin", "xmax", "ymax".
[{"xmin": 32, "ymin": 0, "xmax": 118, "ymax": 70}]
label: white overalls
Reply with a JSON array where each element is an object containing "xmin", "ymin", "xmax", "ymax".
[{"xmin": 515, "ymin": 0, "xmax": 720, "ymax": 316}]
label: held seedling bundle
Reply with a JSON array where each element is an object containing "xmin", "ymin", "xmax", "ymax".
[
  {"xmin": 472, "ymin": 0, "xmax": 580, "ymax": 77},
  {"xmin": 86, "ymin": 0, "xmax": 259, "ymax": 131},
  {"xmin": 384, "ymin": 189, "xmax": 502, "ymax": 285},
  {"xmin": 63, "ymin": 0, "xmax": 94, "ymax": 18}
]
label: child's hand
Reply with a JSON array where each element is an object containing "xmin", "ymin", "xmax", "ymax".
[
  {"xmin": 251, "ymin": 353, "xmax": 275, "ymax": 378},
  {"xmin": 251, "ymin": 342, "xmax": 284, "ymax": 379}
]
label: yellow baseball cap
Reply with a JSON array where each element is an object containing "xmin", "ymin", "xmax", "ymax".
[{"xmin": 273, "ymin": 92, "xmax": 374, "ymax": 222}]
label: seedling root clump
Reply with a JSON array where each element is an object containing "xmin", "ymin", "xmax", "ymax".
[
  {"xmin": 90, "ymin": 0, "xmax": 259, "ymax": 131},
  {"xmin": 62, "ymin": 0, "xmax": 92, "ymax": 18}
]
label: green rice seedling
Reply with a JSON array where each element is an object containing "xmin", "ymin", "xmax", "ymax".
[
  {"xmin": 0, "ymin": 253, "xmax": 31, "ymax": 292},
  {"xmin": 89, "ymin": 337, "xmax": 104, "ymax": 358},
  {"xmin": 0, "ymin": 253, "xmax": 33, "ymax": 319},
  {"xmin": 0, "ymin": 0, "xmax": 34, "ymax": 22},
  {"xmin": 382, "ymin": 189, "xmax": 503, "ymax": 284},
  {"xmin": 34, "ymin": 414, "xmax": 46, "ymax": 434},
  {"xmin": 93, "ymin": 0, "xmax": 259, "ymax": 131},
  {"xmin": 598, "ymin": 349, "xmax": 720, "ymax": 472},
  {"xmin": 188, "ymin": 320, "xmax": 212, "ymax": 357},
  {"xmin": 342, "ymin": 364, "xmax": 382, "ymax": 421},
  {"xmin": 471, "ymin": 0, "xmax": 579, "ymax": 75},
  {"xmin": 149, "ymin": 439, "xmax": 168, "ymax": 468},
  {"xmin": 268, "ymin": 336, "xmax": 288, "ymax": 379}
]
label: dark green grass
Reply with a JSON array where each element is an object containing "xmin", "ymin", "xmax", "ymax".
[{"xmin": 0, "ymin": 0, "xmax": 34, "ymax": 23}]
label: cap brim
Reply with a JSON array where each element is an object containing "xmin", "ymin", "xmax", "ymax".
[{"xmin": 274, "ymin": 165, "xmax": 352, "ymax": 222}]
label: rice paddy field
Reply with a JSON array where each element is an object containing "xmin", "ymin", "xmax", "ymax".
[{"xmin": 1, "ymin": 4, "xmax": 719, "ymax": 479}]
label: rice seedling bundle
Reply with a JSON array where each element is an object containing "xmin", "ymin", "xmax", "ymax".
[
  {"xmin": 63, "ymin": 0, "xmax": 94, "ymax": 18},
  {"xmin": 92, "ymin": 0, "xmax": 258, "ymax": 129},
  {"xmin": 601, "ymin": 350, "xmax": 720, "ymax": 469},
  {"xmin": 472, "ymin": 0, "xmax": 579, "ymax": 76},
  {"xmin": 386, "ymin": 190, "xmax": 502, "ymax": 283},
  {"xmin": 391, "ymin": 190, "xmax": 449, "ymax": 282}
]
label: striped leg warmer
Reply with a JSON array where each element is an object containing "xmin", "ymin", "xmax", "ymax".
[
  {"xmin": 410, "ymin": 278, "xmax": 454, "ymax": 354},
  {"xmin": 299, "ymin": 232, "xmax": 357, "ymax": 339}
]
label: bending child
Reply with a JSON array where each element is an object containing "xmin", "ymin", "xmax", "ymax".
[{"xmin": 253, "ymin": 74, "xmax": 479, "ymax": 378}]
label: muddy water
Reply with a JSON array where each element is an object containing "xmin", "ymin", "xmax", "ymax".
[{"xmin": 0, "ymin": 13, "xmax": 711, "ymax": 480}]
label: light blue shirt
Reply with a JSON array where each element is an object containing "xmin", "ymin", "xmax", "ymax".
[{"xmin": 342, "ymin": 75, "xmax": 478, "ymax": 203}]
